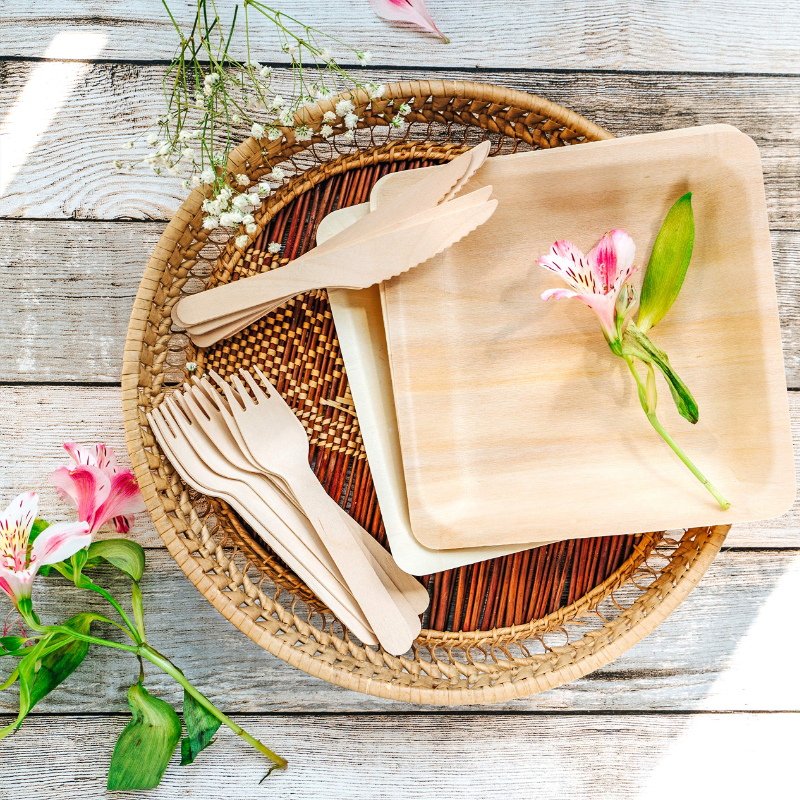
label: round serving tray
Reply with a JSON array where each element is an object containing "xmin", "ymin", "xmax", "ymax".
[{"xmin": 123, "ymin": 80, "xmax": 730, "ymax": 704}]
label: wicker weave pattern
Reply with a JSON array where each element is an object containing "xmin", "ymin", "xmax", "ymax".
[{"xmin": 123, "ymin": 81, "xmax": 729, "ymax": 703}]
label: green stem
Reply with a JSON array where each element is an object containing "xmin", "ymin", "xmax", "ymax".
[
  {"xmin": 624, "ymin": 357, "xmax": 730, "ymax": 510},
  {"xmin": 140, "ymin": 644, "xmax": 287, "ymax": 770}
]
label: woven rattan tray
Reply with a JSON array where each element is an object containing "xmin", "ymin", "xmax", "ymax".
[{"xmin": 123, "ymin": 80, "xmax": 730, "ymax": 704}]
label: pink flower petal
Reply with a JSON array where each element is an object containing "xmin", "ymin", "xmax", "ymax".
[
  {"xmin": 0, "ymin": 565, "xmax": 31, "ymax": 606},
  {"xmin": 541, "ymin": 287, "xmax": 579, "ymax": 302},
  {"xmin": 369, "ymin": 0, "xmax": 448, "ymax": 40},
  {"xmin": 92, "ymin": 472, "xmax": 146, "ymax": 534},
  {"xmin": 538, "ymin": 240, "xmax": 600, "ymax": 295},
  {"xmin": 0, "ymin": 491, "xmax": 37, "ymax": 541},
  {"xmin": 50, "ymin": 465, "xmax": 111, "ymax": 528},
  {"xmin": 30, "ymin": 520, "xmax": 92, "ymax": 568},
  {"xmin": 588, "ymin": 229, "xmax": 636, "ymax": 290}
]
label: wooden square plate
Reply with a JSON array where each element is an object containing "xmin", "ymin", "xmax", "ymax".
[{"xmin": 375, "ymin": 125, "xmax": 795, "ymax": 549}]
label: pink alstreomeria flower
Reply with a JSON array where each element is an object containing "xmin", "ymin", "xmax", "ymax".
[
  {"xmin": 50, "ymin": 443, "xmax": 146, "ymax": 535},
  {"xmin": 368, "ymin": 0, "xmax": 449, "ymax": 41},
  {"xmin": 0, "ymin": 492, "xmax": 91, "ymax": 607},
  {"xmin": 538, "ymin": 229, "xmax": 639, "ymax": 347}
]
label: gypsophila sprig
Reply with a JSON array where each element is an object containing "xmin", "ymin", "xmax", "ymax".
[{"xmin": 116, "ymin": 1, "xmax": 412, "ymax": 245}]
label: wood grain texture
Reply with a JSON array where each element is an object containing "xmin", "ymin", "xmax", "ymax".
[
  {"xmin": 0, "ymin": 220, "xmax": 165, "ymax": 382},
  {"xmin": 1, "ymin": 225, "xmax": 798, "ymax": 387},
  {"xmin": 1, "ymin": 712, "xmax": 798, "ymax": 800},
  {"xmin": 0, "ymin": 549, "xmax": 798, "ymax": 716},
  {"xmin": 1, "ymin": 64, "xmax": 800, "ymax": 226},
  {"xmin": 0, "ymin": 387, "xmax": 797, "ymax": 551},
  {"xmin": 3, "ymin": 0, "xmax": 800, "ymax": 74}
]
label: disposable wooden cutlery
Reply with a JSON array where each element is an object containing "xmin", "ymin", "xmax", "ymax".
[
  {"xmin": 205, "ymin": 367, "xmax": 418, "ymax": 654},
  {"xmin": 147, "ymin": 404, "xmax": 380, "ymax": 646},
  {"xmin": 173, "ymin": 142, "xmax": 496, "ymax": 346},
  {"xmin": 187, "ymin": 375, "xmax": 429, "ymax": 615}
]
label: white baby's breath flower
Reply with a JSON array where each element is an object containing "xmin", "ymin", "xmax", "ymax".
[
  {"xmin": 270, "ymin": 166, "xmax": 285, "ymax": 181},
  {"xmin": 279, "ymin": 109, "xmax": 294, "ymax": 126},
  {"xmin": 202, "ymin": 217, "xmax": 219, "ymax": 230},
  {"xmin": 321, "ymin": 124, "xmax": 334, "ymax": 139},
  {"xmin": 220, "ymin": 210, "xmax": 244, "ymax": 227},
  {"xmin": 344, "ymin": 112, "xmax": 359, "ymax": 130},
  {"xmin": 235, "ymin": 174, "xmax": 251, "ymax": 187},
  {"xmin": 257, "ymin": 182, "xmax": 271, "ymax": 196},
  {"xmin": 390, "ymin": 117, "xmax": 406, "ymax": 130},
  {"xmin": 267, "ymin": 242, "xmax": 281, "ymax": 254},
  {"xmin": 357, "ymin": 50, "xmax": 372, "ymax": 65},
  {"xmin": 247, "ymin": 193, "xmax": 260, "ymax": 206},
  {"xmin": 241, "ymin": 213, "xmax": 255, "ymax": 226},
  {"xmin": 231, "ymin": 114, "xmax": 242, "ymax": 124},
  {"xmin": 205, "ymin": 72, "xmax": 220, "ymax": 86},
  {"xmin": 112, "ymin": 159, "xmax": 125, "ymax": 169},
  {"xmin": 246, "ymin": 59, "xmax": 261, "ymax": 70},
  {"xmin": 246, "ymin": 222, "xmax": 258, "ymax": 235},
  {"xmin": 341, "ymin": 130, "xmax": 354, "ymax": 143},
  {"xmin": 232, "ymin": 194, "xmax": 252, "ymax": 211},
  {"xmin": 181, "ymin": 147, "xmax": 194, "ymax": 159},
  {"xmin": 178, "ymin": 130, "xmax": 192, "ymax": 142},
  {"xmin": 186, "ymin": 361, "xmax": 197, "ymax": 372},
  {"xmin": 183, "ymin": 179, "xmax": 192, "ymax": 189},
  {"xmin": 271, "ymin": 95, "xmax": 285, "ymax": 110},
  {"xmin": 203, "ymin": 84, "xmax": 213, "ymax": 96},
  {"xmin": 398, "ymin": 102, "xmax": 412, "ymax": 116},
  {"xmin": 268, "ymin": 127, "xmax": 282, "ymax": 141},
  {"xmin": 251, "ymin": 122, "xmax": 265, "ymax": 139},
  {"xmin": 146, "ymin": 133, "xmax": 159, "ymax": 145},
  {"xmin": 122, "ymin": 141, "xmax": 134, "ymax": 150},
  {"xmin": 314, "ymin": 86, "xmax": 332, "ymax": 100},
  {"xmin": 218, "ymin": 186, "xmax": 232, "ymax": 201},
  {"xmin": 335, "ymin": 99, "xmax": 355, "ymax": 117},
  {"xmin": 156, "ymin": 142, "xmax": 171, "ymax": 156},
  {"xmin": 191, "ymin": 175, "xmax": 202, "ymax": 186},
  {"xmin": 235, "ymin": 234, "xmax": 249, "ymax": 249},
  {"xmin": 295, "ymin": 125, "xmax": 312, "ymax": 142},
  {"xmin": 319, "ymin": 47, "xmax": 333, "ymax": 62},
  {"xmin": 368, "ymin": 83, "xmax": 385, "ymax": 99},
  {"xmin": 200, "ymin": 167, "xmax": 216, "ymax": 185},
  {"xmin": 322, "ymin": 110, "xmax": 336, "ymax": 124},
  {"xmin": 203, "ymin": 198, "xmax": 223, "ymax": 216},
  {"xmin": 283, "ymin": 42, "xmax": 299, "ymax": 59},
  {"xmin": 260, "ymin": 65, "xmax": 272, "ymax": 79}
]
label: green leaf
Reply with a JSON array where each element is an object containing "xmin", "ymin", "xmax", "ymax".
[
  {"xmin": 27, "ymin": 613, "xmax": 104, "ymax": 709},
  {"xmin": 638, "ymin": 192, "xmax": 695, "ymax": 333},
  {"xmin": 180, "ymin": 690, "xmax": 222, "ymax": 765},
  {"xmin": 28, "ymin": 519, "xmax": 50, "ymax": 544},
  {"xmin": 622, "ymin": 324, "xmax": 699, "ymax": 424},
  {"xmin": 1, "ymin": 635, "xmax": 28, "ymax": 650},
  {"xmin": 107, "ymin": 682, "xmax": 182, "ymax": 791},
  {"xmin": 86, "ymin": 539, "xmax": 145, "ymax": 583}
]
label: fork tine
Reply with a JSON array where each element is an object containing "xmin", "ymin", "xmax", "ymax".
[
  {"xmin": 193, "ymin": 375, "xmax": 232, "ymax": 413},
  {"xmin": 239, "ymin": 369, "xmax": 266, "ymax": 403},
  {"xmin": 231, "ymin": 373, "xmax": 256, "ymax": 407},
  {"xmin": 206, "ymin": 371, "xmax": 244, "ymax": 412},
  {"xmin": 252, "ymin": 365, "xmax": 275, "ymax": 398}
]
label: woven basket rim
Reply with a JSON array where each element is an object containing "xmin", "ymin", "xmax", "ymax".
[{"xmin": 122, "ymin": 79, "xmax": 729, "ymax": 704}]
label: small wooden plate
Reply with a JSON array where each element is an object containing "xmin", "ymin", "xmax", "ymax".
[{"xmin": 376, "ymin": 125, "xmax": 795, "ymax": 550}]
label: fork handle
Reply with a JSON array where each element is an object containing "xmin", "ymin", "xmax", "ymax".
[{"xmin": 290, "ymin": 469, "xmax": 417, "ymax": 655}]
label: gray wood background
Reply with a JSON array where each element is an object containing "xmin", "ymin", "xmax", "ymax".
[{"xmin": 1, "ymin": 1, "xmax": 798, "ymax": 797}]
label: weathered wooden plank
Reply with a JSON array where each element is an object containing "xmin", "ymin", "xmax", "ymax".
[
  {"xmin": 0, "ymin": 387, "xmax": 797, "ymax": 549},
  {"xmin": 1, "ymin": 64, "xmax": 799, "ymax": 225},
  {"xmin": 0, "ymin": 547, "xmax": 798, "ymax": 714},
  {"xmin": 3, "ymin": 222, "xmax": 799, "ymax": 386},
  {"xmin": 1, "ymin": 712, "xmax": 797, "ymax": 799},
  {"xmin": 4, "ymin": 0, "xmax": 800, "ymax": 74},
  {"xmin": 0, "ymin": 221, "xmax": 165, "ymax": 383}
]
